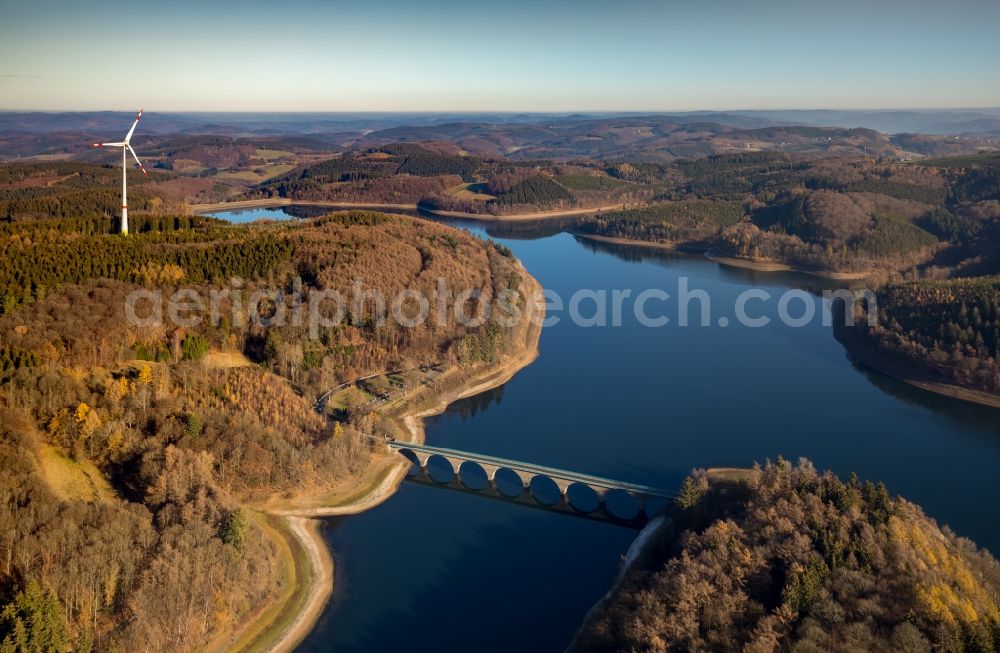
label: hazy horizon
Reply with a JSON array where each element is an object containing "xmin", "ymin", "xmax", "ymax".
[
  {"xmin": 1, "ymin": 107, "xmax": 999, "ymax": 114},
  {"xmin": 2, "ymin": 0, "xmax": 999, "ymax": 112}
]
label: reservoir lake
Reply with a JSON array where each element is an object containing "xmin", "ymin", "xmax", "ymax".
[{"xmin": 209, "ymin": 206, "xmax": 1000, "ymax": 653}]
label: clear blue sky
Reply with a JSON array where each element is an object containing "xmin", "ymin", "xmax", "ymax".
[{"xmin": 1, "ymin": 0, "xmax": 998, "ymax": 111}]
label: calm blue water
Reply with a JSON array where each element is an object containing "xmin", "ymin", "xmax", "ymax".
[
  {"xmin": 211, "ymin": 208, "xmax": 1000, "ymax": 653},
  {"xmin": 210, "ymin": 206, "xmax": 300, "ymax": 223}
]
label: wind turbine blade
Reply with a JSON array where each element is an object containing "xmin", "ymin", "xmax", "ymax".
[
  {"xmin": 127, "ymin": 143, "xmax": 147, "ymax": 176},
  {"xmin": 99, "ymin": 142, "xmax": 126, "ymax": 147},
  {"xmin": 124, "ymin": 108, "xmax": 143, "ymax": 142}
]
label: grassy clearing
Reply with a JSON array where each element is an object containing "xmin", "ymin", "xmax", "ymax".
[
  {"xmin": 171, "ymin": 159, "xmax": 208, "ymax": 175},
  {"xmin": 327, "ymin": 386, "xmax": 373, "ymax": 411},
  {"xmin": 38, "ymin": 445, "xmax": 116, "ymax": 503},
  {"xmin": 444, "ymin": 182, "xmax": 495, "ymax": 201},
  {"xmin": 705, "ymin": 467, "xmax": 755, "ymax": 483},
  {"xmin": 26, "ymin": 153, "xmax": 75, "ymax": 161},
  {"xmin": 263, "ymin": 164, "xmax": 296, "ymax": 178},
  {"xmin": 202, "ymin": 350, "xmax": 253, "ymax": 369},
  {"xmin": 214, "ymin": 165, "xmax": 295, "ymax": 183},
  {"xmin": 255, "ymin": 148, "xmax": 294, "ymax": 160},
  {"xmin": 213, "ymin": 170, "xmax": 268, "ymax": 183}
]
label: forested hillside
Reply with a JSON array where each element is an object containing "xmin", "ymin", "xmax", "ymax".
[
  {"xmin": 0, "ymin": 214, "xmax": 289, "ymax": 315},
  {"xmin": 246, "ymin": 144, "xmax": 646, "ymax": 214},
  {"xmin": 843, "ymin": 276, "xmax": 1000, "ymax": 394},
  {"xmin": 0, "ymin": 209, "xmax": 530, "ymax": 651},
  {"xmin": 573, "ymin": 460, "xmax": 1000, "ymax": 653},
  {"xmin": 577, "ymin": 200, "xmax": 743, "ymax": 245},
  {"xmin": 242, "ymin": 144, "xmax": 473, "ymax": 203},
  {"xmin": 0, "ymin": 161, "xmax": 229, "ymax": 219}
]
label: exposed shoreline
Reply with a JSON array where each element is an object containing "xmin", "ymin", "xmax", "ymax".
[
  {"xmin": 422, "ymin": 203, "xmax": 623, "ymax": 222},
  {"xmin": 566, "ymin": 236, "xmax": 875, "ymax": 280},
  {"xmin": 566, "ymin": 514, "xmax": 668, "ymax": 651},
  {"xmin": 190, "ymin": 197, "xmax": 622, "ymax": 222},
  {"xmin": 835, "ymin": 322, "xmax": 1000, "ymax": 409},
  {"xmin": 222, "ymin": 269, "xmax": 545, "ymax": 653},
  {"xmin": 572, "ymin": 232, "xmax": 682, "ymax": 251},
  {"xmin": 704, "ymin": 250, "xmax": 871, "ymax": 280}
]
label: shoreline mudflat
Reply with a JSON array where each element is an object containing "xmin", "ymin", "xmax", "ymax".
[
  {"xmin": 422, "ymin": 203, "xmax": 623, "ymax": 222},
  {"xmin": 704, "ymin": 250, "xmax": 871, "ymax": 280},
  {"xmin": 223, "ymin": 269, "xmax": 545, "ymax": 653},
  {"xmin": 572, "ymin": 232, "xmax": 680, "ymax": 251},
  {"xmin": 569, "ymin": 238, "xmax": 875, "ymax": 280}
]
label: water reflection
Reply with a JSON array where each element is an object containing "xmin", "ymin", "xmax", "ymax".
[
  {"xmin": 850, "ymin": 360, "xmax": 1000, "ymax": 432},
  {"xmin": 283, "ymin": 204, "xmax": 343, "ymax": 219},
  {"xmin": 480, "ymin": 216, "xmax": 586, "ymax": 240},
  {"xmin": 443, "ymin": 385, "xmax": 506, "ymax": 422},
  {"xmin": 574, "ymin": 234, "xmax": 855, "ymax": 296}
]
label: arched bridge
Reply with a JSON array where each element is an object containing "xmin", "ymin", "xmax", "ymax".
[{"xmin": 385, "ymin": 440, "xmax": 674, "ymax": 527}]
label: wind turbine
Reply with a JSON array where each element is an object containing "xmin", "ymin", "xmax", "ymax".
[{"xmin": 92, "ymin": 109, "xmax": 146, "ymax": 234}]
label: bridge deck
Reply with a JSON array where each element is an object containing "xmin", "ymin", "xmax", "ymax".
[{"xmin": 388, "ymin": 441, "xmax": 674, "ymax": 498}]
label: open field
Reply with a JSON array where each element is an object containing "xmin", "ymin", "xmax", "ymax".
[
  {"xmin": 38, "ymin": 445, "xmax": 117, "ymax": 504},
  {"xmin": 214, "ymin": 164, "xmax": 296, "ymax": 183},
  {"xmin": 444, "ymin": 182, "xmax": 495, "ymax": 201},
  {"xmin": 255, "ymin": 148, "xmax": 294, "ymax": 160}
]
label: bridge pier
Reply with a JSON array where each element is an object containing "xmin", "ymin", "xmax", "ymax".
[
  {"xmin": 412, "ymin": 451, "xmax": 432, "ymax": 478},
  {"xmin": 592, "ymin": 486, "xmax": 609, "ymax": 515},
  {"xmin": 513, "ymin": 469, "xmax": 533, "ymax": 493},
  {"xmin": 551, "ymin": 478, "xmax": 570, "ymax": 510},
  {"xmin": 444, "ymin": 456, "xmax": 465, "ymax": 487},
  {"xmin": 631, "ymin": 493, "xmax": 647, "ymax": 517},
  {"xmin": 478, "ymin": 463, "xmax": 500, "ymax": 494}
]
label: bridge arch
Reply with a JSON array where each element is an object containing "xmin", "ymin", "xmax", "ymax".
[
  {"xmin": 425, "ymin": 454, "xmax": 455, "ymax": 484},
  {"xmin": 566, "ymin": 482, "xmax": 601, "ymax": 514},
  {"xmin": 605, "ymin": 489, "xmax": 642, "ymax": 521},
  {"xmin": 397, "ymin": 448, "xmax": 421, "ymax": 476},
  {"xmin": 528, "ymin": 475, "xmax": 561, "ymax": 506},
  {"xmin": 493, "ymin": 467, "xmax": 526, "ymax": 498},
  {"xmin": 458, "ymin": 461, "xmax": 489, "ymax": 491}
]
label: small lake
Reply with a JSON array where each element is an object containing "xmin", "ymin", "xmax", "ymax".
[
  {"xmin": 206, "ymin": 204, "xmax": 354, "ymax": 223},
  {"xmin": 210, "ymin": 206, "xmax": 1000, "ymax": 653}
]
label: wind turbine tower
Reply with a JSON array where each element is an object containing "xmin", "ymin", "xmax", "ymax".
[{"xmin": 92, "ymin": 109, "xmax": 146, "ymax": 234}]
